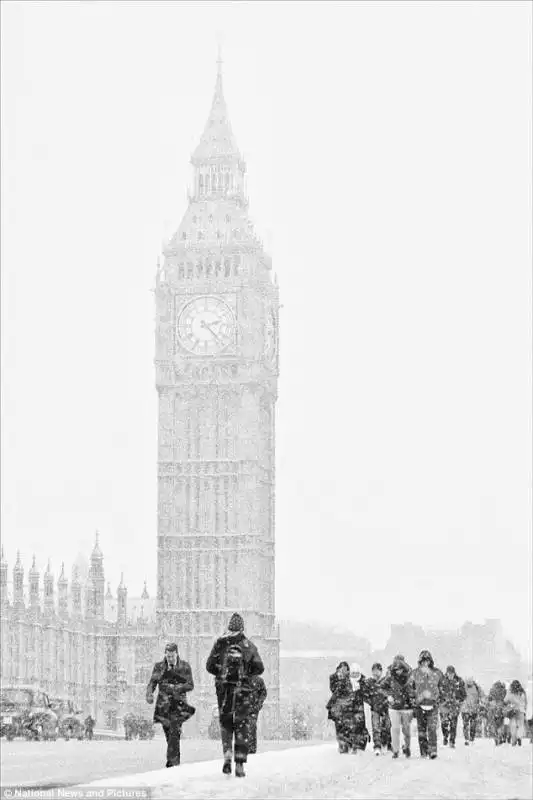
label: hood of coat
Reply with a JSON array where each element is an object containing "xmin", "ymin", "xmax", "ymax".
[
  {"xmin": 390, "ymin": 657, "xmax": 411, "ymax": 683},
  {"xmin": 418, "ymin": 650, "xmax": 435, "ymax": 668}
]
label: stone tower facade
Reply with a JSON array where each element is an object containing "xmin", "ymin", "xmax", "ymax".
[{"xmin": 155, "ymin": 58, "xmax": 280, "ymax": 733}]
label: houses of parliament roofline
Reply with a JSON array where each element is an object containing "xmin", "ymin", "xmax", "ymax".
[{"xmin": 0, "ymin": 534, "xmax": 156, "ymax": 629}]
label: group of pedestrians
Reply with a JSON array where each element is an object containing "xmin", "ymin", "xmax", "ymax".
[
  {"xmin": 326, "ymin": 650, "xmax": 529, "ymax": 760},
  {"xmin": 145, "ymin": 613, "xmax": 266, "ymax": 778}
]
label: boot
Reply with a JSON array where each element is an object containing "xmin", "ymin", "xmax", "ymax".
[
  {"xmin": 222, "ymin": 760, "xmax": 232, "ymax": 775},
  {"xmin": 392, "ymin": 752, "xmax": 399, "ymax": 759},
  {"xmin": 403, "ymin": 746, "xmax": 411, "ymax": 758},
  {"xmin": 429, "ymin": 753, "xmax": 438, "ymax": 760},
  {"xmin": 235, "ymin": 761, "xmax": 246, "ymax": 778}
]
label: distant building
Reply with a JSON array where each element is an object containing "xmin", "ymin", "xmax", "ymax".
[{"xmin": 369, "ymin": 620, "xmax": 527, "ymax": 690}]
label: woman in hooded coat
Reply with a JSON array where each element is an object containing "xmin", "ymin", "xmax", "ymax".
[
  {"xmin": 406, "ymin": 650, "xmax": 444, "ymax": 759},
  {"xmin": 326, "ymin": 662, "xmax": 369, "ymax": 753},
  {"xmin": 487, "ymin": 680, "xmax": 507, "ymax": 745},
  {"xmin": 504, "ymin": 680, "xmax": 527, "ymax": 746}
]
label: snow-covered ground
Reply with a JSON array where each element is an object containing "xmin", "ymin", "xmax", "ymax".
[
  {"xmin": 78, "ymin": 739, "xmax": 532, "ymax": 799},
  {"xmin": 0, "ymin": 737, "xmax": 316, "ymax": 788}
]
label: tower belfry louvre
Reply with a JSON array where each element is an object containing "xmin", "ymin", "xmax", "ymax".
[{"xmin": 155, "ymin": 57, "xmax": 280, "ymax": 728}]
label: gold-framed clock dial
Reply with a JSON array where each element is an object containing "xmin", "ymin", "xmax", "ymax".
[{"xmin": 177, "ymin": 296, "xmax": 235, "ymax": 355}]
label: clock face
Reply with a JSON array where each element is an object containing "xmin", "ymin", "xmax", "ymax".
[{"xmin": 177, "ymin": 296, "xmax": 235, "ymax": 355}]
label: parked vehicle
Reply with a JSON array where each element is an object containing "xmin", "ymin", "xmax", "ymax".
[
  {"xmin": 0, "ymin": 685, "xmax": 58, "ymax": 741},
  {"xmin": 49, "ymin": 697, "xmax": 84, "ymax": 740}
]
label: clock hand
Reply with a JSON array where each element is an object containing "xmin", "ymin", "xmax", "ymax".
[{"xmin": 201, "ymin": 319, "xmax": 223, "ymax": 343}]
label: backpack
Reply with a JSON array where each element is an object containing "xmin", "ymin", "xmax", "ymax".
[{"xmin": 221, "ymin": 641, "xmax": 245, "ymax": 685}]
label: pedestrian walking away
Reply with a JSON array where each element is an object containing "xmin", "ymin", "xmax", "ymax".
[
  {"xmin": 248, "ymin": 675, "xmax": 268, "ymax": 755},
  {"xmin": 407, "ymin": 650, "xmax": 444, "ymax": 759},
  {"xmin": 206, "ymin": 612, "xmax": 265, "ymax": 778},
  {"xmin": 439, "ymin": 665, "xmax": 466, "ymax": 748},
  {"xmin": 146, "ymin": 642, "xmax": 195, "ymax": 768},
  {"xmin": 364, "ymin": 663, "xmax": 392, "ymax": 755},
  {"xmin": 381, "ymin": 654, "xmax": 413, "ymax": 760}
]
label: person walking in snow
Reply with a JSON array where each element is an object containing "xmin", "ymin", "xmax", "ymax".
[
  {"xmin": 439, "ymin": 665, "xmax": 466, "ymax": 748},
  {"xmin": 146, "ymin": 642, "xmax": 195, "ymax": 768},
  {"xmin": 461, "ymin": 676, "xmax": 483, "ymax": 746},
  {"xmin": 327, "ymin": 662, "xmax": 369, "ymax": 754},
  {"xmin": 248, "ymin": 675, "xmax": 268, "ymax": 755},
  {"xmin": 487, "ymin": 680, "xmax": 507, "ymax": 745},
  {"xmin": 364, "ymin": 662, "xmax": 392, "ymax": 755},
  {"xmin": 504, "ymin": 680, "xmax": 527, "ymax": 747},
  {"xmin": 206, "ymin": 613, "xmax": 264, "ymax": 778},
  {"xmin": 381, "ymin": 654, "xmax": 414, "ymax": 759},
  {"xmin": 407, "ymin": 650, "xmax": 444, "ymax": 759}
]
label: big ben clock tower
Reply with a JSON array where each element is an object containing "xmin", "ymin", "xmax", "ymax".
[{"xmin": 154, "ymin": 57, "xmax": 280, "ymax": 733}]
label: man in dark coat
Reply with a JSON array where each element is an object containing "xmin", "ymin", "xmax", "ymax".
[
  {"xmin": 439, "ymin": 665, "xmax": 466, "ymax": 748},
  {"xmin": 364, "ymin": 663, "xmax": 392, "ymax": 754},
  {"xmin": 407, "ymin": 650, "xmax": 444, "ymax": 759},
  {"xmin": 146, "ymin": 642, "xmax": 195, "ymax": 767},
  {"xmin": 381, "ymin": 654, "xmax": 413, "ymax": 759},
  {"xmin": 248, "ymin": 675, "xmax": 267, "ymax": 755},
  {"xmin": 206, "ymin": 613, "xmax": 264, "ymax": 777}
]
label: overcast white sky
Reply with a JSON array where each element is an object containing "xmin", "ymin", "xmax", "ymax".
[{"xmin": 1, "ymin": 0, "xmax": 532, "ymax": 661}]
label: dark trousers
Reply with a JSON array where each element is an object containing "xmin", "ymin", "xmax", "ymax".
[
  {"xmin": 162, "ymin": 718, "xmax": 181, "ymax": 767},
  {"xmin": 462, "ymin": 712, "xmax": 478, "ymax": 742},
  {"xmin": 440, "ymin": 708, "xmax": 459, "ymax": 744},
  {"xmin": 371, "ymin": 710, "xmax": 391, "ymax": 749},
  {"xmin": 415, "ymin": 707, "xmax": 438, "ymax": 756},
  {"xmin": 220, "ymin": 712, "xmax": 250, "ymax": 763}
]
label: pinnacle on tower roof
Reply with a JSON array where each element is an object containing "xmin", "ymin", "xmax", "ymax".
[
  {"xmin": 30, "ymin": 555, "xmax": 39, "ymax": 576},
  {"xmin": 45, "ymin": 559, "xmax": 52, "ymax": 577},
  {"xmin": 141, "ymin": 580, "xmax": 149, "ymax": 600},
  {"xmin": 105, "ymin": 581, "xmax": 113, "ymax": 598},
  {"xmin": 91, "ymin": 530, "xmax": 103, "ymax": 560},
  {"xmin": 118, "ymin": 572, "xmax": 126, "ymax": 591},
  {"xmin": 191, "ymin": 54, "xmax": 242, "ymax": 165},
  {"xmin": 1, "ymin": 546, "xmax": 7, "ymax": 568},
  {"xmin": 14, "ymin": 551, "xmax": 23, "ymax": 571},
  {"xmin": 58, "ymin": 562, "xmax": 68, "ymax": 585},
  {"xmin": 72, "ymin": 565, "xmax": 81, "ymax": 585}
]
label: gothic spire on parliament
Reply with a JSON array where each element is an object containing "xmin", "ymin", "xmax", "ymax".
[{"xmin": 163, "ymin": 56, "xmax": 269, "ymax": 262}]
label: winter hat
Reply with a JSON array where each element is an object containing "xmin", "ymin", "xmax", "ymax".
[
  {"xmin": 446, "ymin": 665, "xmax": 456, "ymax": 674},
  {"xmin": 394, "ymin": 654, "xmax": 406, "ymax": 662},
  {"xmin": 228, "ymin": 613, "xmax": 245, "ymax": 632}
]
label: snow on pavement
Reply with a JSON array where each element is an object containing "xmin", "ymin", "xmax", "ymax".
[{"xmin": 78, "ymin": 740, "xmax": 532, "ymax": 799}]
